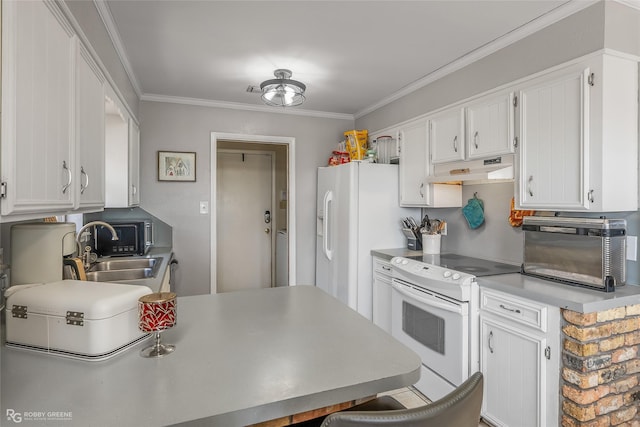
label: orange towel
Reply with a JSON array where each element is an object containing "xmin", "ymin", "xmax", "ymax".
[{"xmin": 508, "ymin": 197, "xmax": 535, "ymax": 227}]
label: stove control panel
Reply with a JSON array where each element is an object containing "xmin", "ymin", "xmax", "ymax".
[{"xmin": 390, "ymin": 257, "xmax": 475, "ymax": 285}]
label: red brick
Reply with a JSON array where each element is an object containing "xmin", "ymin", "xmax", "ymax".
[
  {"xmin": 596, "ymin": 394, "xmax": 625, "ymax": 415},
  {"xmin": 625, "ymin": 331, "xmax": 640, "ymax": 346},
  {"xmin": 627, "ymin": 359, "xmax": 640, "ymax": 375},
  {"xmin": 626, "ymin": 304, "xmax": 640, "ymax": 316},
  {"xmin": 566, "ymin": 339, "xmax": 601, "ymax": 356},
  {"xmin": 598, "ymin": 307, "xmax": 628, "ymax": 322},
  {"xmin": 612, "ymin": 346, "xmax": 639, "ymax": 363},
  {"xmin": 563, "ymin": 384, "xmax": 610, "ymax": 404},
  {"xmin": 562, "ymin": 414, "xmax": 613, "ymax": 427},
  {"xmin": 564, "ymin": 324, "xmax": 613, "ymax": 341},
  {"xmin": 610, "ymin": 405, "xmax": 638, "ymax": 425},
  {"xmin": 599, "ymin": 365, "xmax": 628, "ymax": 384},
  {"xmin": 564, "ymin": 309, "xmax": 598, "ymax": 326},
  {"xmin": 610, "ymin": 375, "xmax": 639, "ymax": 394},
  {"xmin": 600, "ymin": 335, "xmax": 627, "ymax": 352},
  {"xmin": 612, "ymin": 318, "xmax": 640, "ymax": 335},
  {"xmin": 564, "ymin": 368, "xmax": 601, "ymax": 388},
  {"xmin": 564, "ymin": 399, "xmax": 596, "ymax": 421}
]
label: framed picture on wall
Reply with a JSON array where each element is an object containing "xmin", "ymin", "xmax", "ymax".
[{"xmin": 158, "ymin": 151, "xmax": 196, "ymax": 182}]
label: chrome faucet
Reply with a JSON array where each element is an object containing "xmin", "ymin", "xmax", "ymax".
[{"xmin": 76, "ymin": 221, "xmax": 119, "ymax": 270}]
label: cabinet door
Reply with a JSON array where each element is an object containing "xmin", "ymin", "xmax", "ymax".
[
  {"xmin": 76, "ymin": 42, "xmax": 105, "ymax": 210},
  {"xmin": 1, "ymin": 0, "xmax": 75, "ymax": 216},
  {"xmin": 128, "ymin": 121, "xmax": 141, "ymax": 206},
  {"xmin": 517, "ymin": 65, "xmax": 590, "ymax": 210},
  {"xmin": 481, "ymin": 316, "xmax": 545, "ymax": 427},
  {"xmin": 398, "ymin": 121, "xmax": 429, "ymax": 206},
  {"xmin": 372, "ymin": 258, "xmax": 393, "ymax": 334},
  {"xmin": 429, "ymin": 107, "xmax": 464, "ymax": 163},
  {"xmin": 466, "ymin": 91, "xmax": 515, "ymax": 159}
]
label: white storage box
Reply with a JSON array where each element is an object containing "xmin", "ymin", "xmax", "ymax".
[{"xmin": 5, "ymin": 280, "xmax": 152, "ymax": 360}]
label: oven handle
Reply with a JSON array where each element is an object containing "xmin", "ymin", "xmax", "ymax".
[{"xmin": 391, "ymin": 280, "xmax": 465, "ymax": 315}]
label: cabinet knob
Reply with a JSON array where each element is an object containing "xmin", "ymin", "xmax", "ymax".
[
  {"xmin": 474, "ymin": 131, "xmax": 479, "ymax": 149},
  {"xmin": 488, "ymin": 331, "xmax": 494, "ymax": 354},
  {"xmin": 527, "ymin": 175, "xmax": 534, "ymax": 197},
  {"xmin": 453, "ymin": 135, "xmax": 458, "ymax": 153}
]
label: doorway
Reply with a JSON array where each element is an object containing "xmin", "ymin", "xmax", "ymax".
[
  {"xmin": 216, "ymin": 150, "xmax": 274, "ymax": 292},
  {"xmin": 210, "ymin": 133, "xmax": 296, "ymax": 294}
]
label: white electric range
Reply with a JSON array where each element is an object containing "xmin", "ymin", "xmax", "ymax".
[{"xmin": 390, "ymin": 254, "xmax": 520, "ymax": 401}]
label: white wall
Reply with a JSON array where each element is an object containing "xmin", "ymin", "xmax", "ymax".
[
  {"xmin": 356, "ymin": 1, "xmax": 640, "ymax": 284},
  {"xmin": 138, "ymin": 101, "xmax": 352, "ymax": 295}
]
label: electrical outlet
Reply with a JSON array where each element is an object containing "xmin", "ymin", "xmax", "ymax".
[
  {"xmin": 199, "ymin": 201, "xmax": 209, "ymax": 214},
  {"xmin": 627, "ymin": 235, "xmax": 637, "ymax": 261}
]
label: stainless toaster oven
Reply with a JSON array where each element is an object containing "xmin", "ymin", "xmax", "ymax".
[
  {"xmin": 522, "ymin": 216, "xmax": 626, "ymax": 292},
  {"xmin": 94, "ymin": 221, "xmax": 153, "ymax": 256}
]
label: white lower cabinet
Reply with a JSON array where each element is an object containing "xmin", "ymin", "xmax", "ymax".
[
  {"xmin": 372, "ymin": 256, "xmax": 393, "ymax": 334},
  {"xmin": 480, "ymin": 288, "xmax": 560, "ymax": 427}
]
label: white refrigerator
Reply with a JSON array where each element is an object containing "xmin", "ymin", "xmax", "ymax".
[{"xmin": 316, "ymin": 162, "xmax": 419, "ymax": 320}]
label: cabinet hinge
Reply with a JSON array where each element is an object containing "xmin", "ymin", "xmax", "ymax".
[
  {"xmin": 545, "ymin": 346, "xmax": 551, "ymax": 360},
  {"xmin": 0, "ymin": 182, "xmax": 6, "ymax": 199},
  {"xmin": 513, "ymin": 95, "xmax": 518, "ymax": 108},
  {"xmin": 588, "ymin": 73, "xmax": 595, "ymax": 87}
]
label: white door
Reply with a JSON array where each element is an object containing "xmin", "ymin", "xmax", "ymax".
[{"xmin": 217, "ymin": 151, "xmax": 274, "ymax": 292}]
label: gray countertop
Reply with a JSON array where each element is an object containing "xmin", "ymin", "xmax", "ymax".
[
  {"xmin": 1, "ymin": 286, "xmax": 421, "ymax": 426},
  {"xmin": 371, "ymin": 248, "xmax": 640, "ymax": 313}
]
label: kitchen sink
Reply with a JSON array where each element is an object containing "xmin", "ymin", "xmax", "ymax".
[
  {"xmin": 86, "ymin": 269, "xmax": 154, "ymax": 282},
  {"xmin": 86, "ymin": 257, "xmax": 163, "ymax": 282},
  {"xmin": 89, "ymin": 257, "xmax": 161, "ymax": 272}
]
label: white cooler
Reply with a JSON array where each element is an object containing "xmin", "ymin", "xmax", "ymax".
[{"xmin": 5, "ymin": 280, "xmax": 153, "ymax": 360}]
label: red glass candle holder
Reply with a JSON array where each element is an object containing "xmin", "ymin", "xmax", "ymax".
[{"xmin": 138, "ymin": 292, "xmax": 177, "ymax": 357}]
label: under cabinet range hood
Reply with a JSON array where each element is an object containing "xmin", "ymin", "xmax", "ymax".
[{"xmin": 427, "ymin": 155, "xmax": 514, "ymax": 184}]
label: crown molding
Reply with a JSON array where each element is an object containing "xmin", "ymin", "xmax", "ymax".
[
  {"xmin": 354, "ymin": 0, "xmax": 599, "ymax": 119},
  {"xmin": 614, "ymin": 0, "xmax": 640, "ymax": 11},
  {"xmin": 93, "ymin": 0, "xmax": 143, "ymax": 97},
  {"xmin": 141, "ymin": 94, "xmax": 354, "ymax": 121}
]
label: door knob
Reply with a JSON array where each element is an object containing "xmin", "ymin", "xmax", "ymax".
[{"xmin": 265, "ymin": 228, "xmax": 270, "ymax": 234}]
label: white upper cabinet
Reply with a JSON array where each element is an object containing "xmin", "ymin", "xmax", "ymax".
[
  {"xmin": 516, "ymin": 53, "xmax": 638, "ymax": 212},
  {"xmin": 466, "ymin": 91, "xmax": 515, "ymax": 160},
  {"xmin": 75, "ymin": 41, "xmax": 106, "ymax": 211},
  {"xmin": 398, "ymin": 120, "xmax": 462, "ymax": 208},
  {"xmin": 398, "ymin": 120, "xmax": 430, "ymax": 206},
  {"xmin": 128, "ymin": 121, "xmax": 141, "ymax": 206},
  {"xmin": 104, "ymin": 85, "xmax": 141, "ymax": 208},
  {"xmin": 429, "ymin": 107, "xmax": 465, "ymax": 163},
  {"xmin": 1, "ymin": 0, "xmax": 75, "ymax": 218},
  {"xmin": 517, "ymin": 63, "xmax": 588, "ymax": 210}
]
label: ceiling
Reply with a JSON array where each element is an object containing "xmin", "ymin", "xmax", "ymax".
[{"xmin": 101, "ymin": 0, "xmax": 590, "ymax": 118}]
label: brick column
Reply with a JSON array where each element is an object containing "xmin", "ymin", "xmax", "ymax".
[{"xmin": 561, "ymin": 305, "xmax": 640, "ymax": 426}]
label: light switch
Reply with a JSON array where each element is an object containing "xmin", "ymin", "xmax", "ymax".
[
  {"xmin": 199, "ymin": 201, "xmax": 209, "ymax": 214},
  {"xmin": 627, "ymin": 235, "xmax": 637, "ymax": 261}
]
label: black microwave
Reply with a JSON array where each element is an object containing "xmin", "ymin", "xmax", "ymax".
[{"xmin": 94, "ymin": 221, "xmax": 153, "ymax": 256}]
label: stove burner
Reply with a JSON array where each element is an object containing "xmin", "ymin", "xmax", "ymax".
[{"xmin": 453, "ymin": 266, "xmax": 490, "ymax": 273}]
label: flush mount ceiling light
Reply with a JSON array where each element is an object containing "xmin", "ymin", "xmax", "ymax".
[{"xmin": 260, "ymin": 69, "xmax": 306, "ymax": 107}]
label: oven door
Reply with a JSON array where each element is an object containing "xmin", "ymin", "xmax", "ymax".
[{"xmin": 391, "ymin": 278, "xmax": 469, "ymax": 387}]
